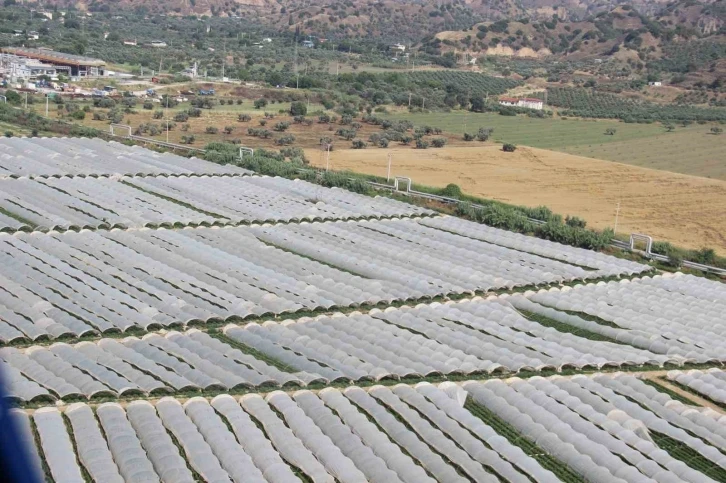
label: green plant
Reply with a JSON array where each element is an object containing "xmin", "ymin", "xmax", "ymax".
[
  {"xmin": 290, "ymin": 101, "xmax": 307, "ymax": 116},
  {"xmin": 503, "ymin": 143, "xmax": 517, "ymax": 152}
]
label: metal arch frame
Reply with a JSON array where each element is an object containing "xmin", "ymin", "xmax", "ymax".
[
  {"xmin": 629, "ymin": 233, "xmax": 653, "ymax": 255},
  {"xmin": 239, "ymin": 147, "xmax": 254, "ymax": 159},
  {"xmin": 110, "ymin": 124, "xmax": 132, "ymax": 137},
  {"xmin": 394, "ymin": 176, "xmax": 412, "ymax": 193},
  {"xmin": 0, "ymin": 95, "xmax": 6, "ymax": 104}
]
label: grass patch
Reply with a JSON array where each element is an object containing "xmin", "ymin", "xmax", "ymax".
[
  {"xmin": 652, "ymin": 430, "xmax": 726, "ymax": 482},
  {"xmin": 208, "ymin": 330, "xmax": 299, "ymax": 373},
  {"xmin": 517, "ymin": 309, "xmax": 627, "ymax": 345},
  {"xmin": 0, "ymin": 205, "xmax": 37, "ymax": 229},
  {"xmin": 121, "ymin": 179, "xmax": 229, "ymax": 219},
  {"xmin": 464, "ymin": 398, "xmax": 585, "ymax": 483},
  {"xmin": 641, "ymin": 378, "xmax": 701, "ymax": 406}
]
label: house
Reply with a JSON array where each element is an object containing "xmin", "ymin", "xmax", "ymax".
[
  {"xmin": 302, "ymin": 40, "xmax": 314, "ymax": 49},
  {"xmin": 498, "ymin": 96, "xmax": 544, "ymax": 110},
  {"xmin": 518, "ymin": 98, "xmax": 544, "ymax": 110},
  {"xmin": 391, "ymin": 43, "xmax": 406, "ymax": 52},
  {"xmin": 149, "ymin": 40, "xmax": 167, "ymax": 48},
  {"xmin": 123, "ymin": 40, "xmax": 137, "ymax": 46},
  {"xmin": 13, "ymin": 30, "xmax": 24, "ymax": 37},
  {"xmin": 27, "ymin": 31, "xmax": 40, "ymax": 40},
  {"xmin": 648, "ymin": 81, "xmax": 663, "ymax": 87},
  {"xmin": 498, "ymin": 97, "xmax": 519, "ymax": 107},
  {"xmin": 262, "ymin": 38, "xmax": 272, "ymax": 43}
]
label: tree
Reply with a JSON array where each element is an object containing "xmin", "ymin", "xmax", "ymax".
[
  {"xmin": 415, "ymin": 139, "xmax": 429, "ymax": 149},
  {"xmin": 477, "ymin": 127, "xmax": 493, "ymax": 141},
  {"xmin": 253, "ymin": 98, "xmax": 268, "ymax": 109},
  {"xmin": 224, "ymin": 126, "xmax": 234, "ymax": 134},
  {"xmin": 351, "ymin": 139, "xmax": 367, "ymax": 149},
  {"xmin": 290, "ymin": 101, "xmax": 307, "ymax": 116},
  {"xmin": 502, "ymin": 143, "xmax": 517, "ymax": 152},
  {"xmin": 431, "ymin": 137, "xmax": 447, "ymax": 148},
  {"xmin": 470, "ymin": 97, "xmax": 486, "ymax": 112},
  {"xmin": 664, "ymin": 123, "xmax": 675, "ymax": 132},
  {"xmin": 205, "ymin": 126, "xmax": 219, "ymax": 134},
  {"xmin": 711, "ymin": 127, "xmax": 723, "ymax": 135},
  {"xmin": 604, "ymin": 128, "xmax": 617, "ymax": 136},
  {"xmin": 273, "ymin": 121, "xmax": 290, "ymax": 132},
  {"xmin": 238, "ymin": 114, "xmax": 251, "ymax": 122},
  {"xmin": 463, "ymin": 133, "xmax": 475, "ymax": 141}
]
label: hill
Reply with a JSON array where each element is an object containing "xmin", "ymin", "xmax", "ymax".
[
  {"xmin": 425, "ymin": 2, "xmax": 725, "ymax": 82},
  {"xmin": 32, "ymin": 0, "xmax": 725, "ymax": 43}
]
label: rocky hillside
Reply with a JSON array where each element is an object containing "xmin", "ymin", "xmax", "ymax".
[{"xmin": 426, "ymin": 2, "xmax": 725, "ymax": 61}]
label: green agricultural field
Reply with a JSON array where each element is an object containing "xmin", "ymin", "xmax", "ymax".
[
  {"xmin": 389, "ymin": 111, "xmax": 726, "ymax": 179},
  {"xmin": 562, "ymin": 127, "xmax": 726, "ymax": 180}
]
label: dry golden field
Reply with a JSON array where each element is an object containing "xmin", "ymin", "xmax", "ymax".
[{"xmin": 308, "ymin": 145, "xmax": 726, "ymax": 253}]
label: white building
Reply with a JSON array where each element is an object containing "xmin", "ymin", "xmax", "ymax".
[
  {"xmin": 0, "ymin": 54, "xmax": 56, "ymax": 81},
  {"xmin": 123, "ymin": 39, "xmax": 137, "ymax": 46},
  {"xmin": 498, "ymin": 96, "xmax": 544, "ymax": 110},
  {"xmin": 648, "ymin": 81, "xmax": 663, "ymax": 87},
  {"xmin": 150, "ymin": 40, "xmax": 167, "ymax": 48}
]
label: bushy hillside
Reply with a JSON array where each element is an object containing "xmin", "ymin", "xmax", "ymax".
[{"xmin": 426, "ymin": 2, "xmax": 725, "ymax": 77}]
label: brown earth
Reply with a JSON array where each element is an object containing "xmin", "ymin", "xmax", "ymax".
[{"xmin": 307, "ymin": 145, "xmax": 726, "ymax": 254}]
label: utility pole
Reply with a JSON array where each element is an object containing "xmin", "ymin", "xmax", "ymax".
[
  {"xmin": 614, "ymin": 201, "xmax": 621, "ymax": 233},
  {"xmin": 45, "ymin": 94, "xmax": 49, "ymax": 116},
  {"xmin": 325, "ymin": 143, "xmax": 331, "ymax": 171},
  {"xmin": 24, "ymin": 92, "xmax": 28, "ymax": 109},
  {"xmin": 408, "ymin": 92, "xmax": 412, "ymax": 108},
  {"xmin": 386, "ymin": 152, "xmax": 393, "ymax": 182}
]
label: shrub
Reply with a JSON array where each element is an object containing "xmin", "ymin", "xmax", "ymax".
[
  {"xmin": 275, "ymin": 135, "xmax": 296, "ymax": 145},
  {"xmin": 254, "ymin": 98, "xmax": 268, "ymax": 109},
  {"xmin": 223, "ymin": 126, "xmax": 234, "ymax": 134},
  {"xmin": 565, "ymin": 215, "xmax": 587, "ymax": 228},
  {"xmin": 174, "ymin": 112, "xmax": 189, "ymax": 122},
  {"xmin": 205, "ymin": 126, "xmax": 219, "ymax": 134},
  {"xmin": 238, "ymin": 114, "xmax": 251, "ymax": 122},
  {"xmin": 92, "ymin": 112, "xmax": 107, "ymax": 121},
  {"xmin": 318, "ymin": 113, "xmax": 332, "ymax": 123},
  {"xmin": 351, "ymin": 139, "xmax": 367, "ymax": 149},
  {"xmin": 440, "ymin": 183, "xmax": 462, "ymax": 198},
  {"xmin": 415, "ymin": 139, "xmax": 429, "ymax": 149},
  {"xmin": 463, "ymin": 133, "xmax": 475, "ymax": 141},
  {"xmin": 604, "ymin": 128, "xmax": 617, "ymax": 135},
  {"xmin": 503, "ymin": 143, "xmax": 517, "ymax": 152},
  {"xmin": 378, "ymin": 138, "xmax": 389, "ymax": 148},
  {"xmin": 153, "ymin": 110, "xmax": 164, "ymax": 119},
  {"xmin": 293, "ymin": 115, "xmax": 306, "ymax": 124},
  {"xmin": 143, "ymin": 100, "xmax": 154, "ymax": 110},
  {"xmin": 431, "ymin": 137, "xmax": 447, "ymax": 148},
  {"xmin": 273, "ymin": 121, "xmax": 291, "ymax": 132},
  {"xmin": 259, "ymin": 119, "xmax": 267, "ymax": 126},
  {"xmin": 290, "ymin": 101, "xmax": 307, "ymax": 116},
  {"xmin": 187, "ymin": 108, "xmax": 202, "ymax": 117},
  {"xmin": 70, "ymin": 110, "xmax": 86, "ymax": 120},
  {"xmin": 400, "ymin": 135, "xmax": 413, "ymax": 145},
  {"xmin": 4, "ymin": 131, "xmax": 13, "ymax": 137},
  {"xmin": 711, "ymin": 127, "xmax": 723, "ymax": 135},
  {"xmin": 477, "ymin": 127, "xmax": 494, "ymax": 141},
  {"xmin": 181, "ymin": 123, "xmax": 190, "ymax": 132},
  {"xmin": 181, "ymin": 135, "xmax": 195, "ymax": 144}
]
